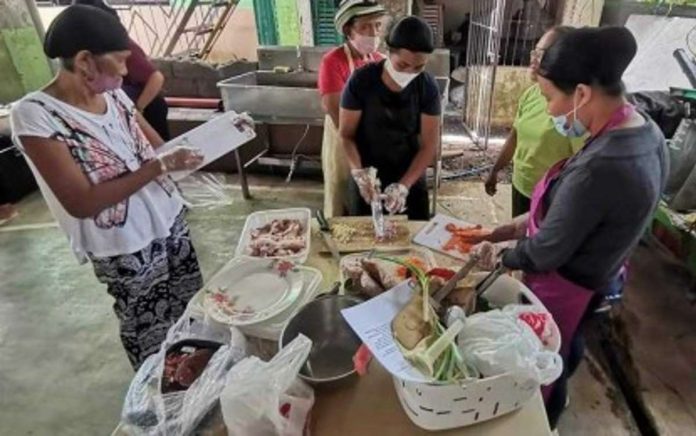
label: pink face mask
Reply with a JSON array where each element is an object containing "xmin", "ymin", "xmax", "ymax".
[
  {"xmin": 350, "ymin": 34, "xmax": 380, "ymax": 56},
  {"xmin": 84, "ymin": 58, "xmax": 123, "ymax": 93},
  {"xmin": 86, "ymin": 73, "xmax": 123, "ymax": 94}
]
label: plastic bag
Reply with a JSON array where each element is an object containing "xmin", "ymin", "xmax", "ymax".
[
  {"xmin": 503, "ymin": 305, "xmax": 555, "ymax": 347},
  {"xmin": 627, "ymin": 91, "xmax": 684, "ymax": 139},
  {"xmin": 120, "ymin": 315, "xmax": 247, "ymax": 435},
  {"xmin": 220, "ymin": 334, "xmax": 314, "ymax": 436},
  {"xmin": 457, "ymin": 305, "xmax": 562, "ymax": 386}
]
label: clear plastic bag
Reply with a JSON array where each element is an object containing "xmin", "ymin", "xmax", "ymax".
[
  {"xmin": 457, "ymin": 305, "xmax": 563, "ymax": 386},
  {"xmin": 220, "ymin": 334, "xmax": 314, "ymax": 436},
  {"xmin": 120, "ymin": 315, "xmax": 247, "ymax": 435}
]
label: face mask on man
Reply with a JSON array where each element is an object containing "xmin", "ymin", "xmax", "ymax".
[
  {"xmin": 350, "ymin": 33, "xmax": 380, "ymax": 56},
  {"xmin": 385, "ymin": 58, "xmax": 420, "ymax": 89},
  {"xmin": 84, "ymin": 57, "xmax": 123, "ymax": 94},
  {"xmin": 551, "ymin": 91, "xmax": 588, "ymax": 138}
]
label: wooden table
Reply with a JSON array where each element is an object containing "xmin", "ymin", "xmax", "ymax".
[
  {"xmin": 304, "ymin": 220, "xmax": 464, "ymax": 290},
  {"xmin": 306, "ymin": 220, "xmax": 552, "ymax": 435},
  {"xmin": 312, "ymin": 363, "xmax": 551, "ymax": 436},
  {"xmin": 116, "ymin": 220, "xmax": 552, "ymax": 435}
]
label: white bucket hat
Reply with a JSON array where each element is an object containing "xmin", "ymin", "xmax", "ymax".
[{"xmin": 334, "ymin": 0, "xmax": 387, "ymax": 35}]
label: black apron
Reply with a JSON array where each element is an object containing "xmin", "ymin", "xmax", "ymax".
[{"xmin": 346, "ymin": 69, "xmax": 430, "ymax": 220}]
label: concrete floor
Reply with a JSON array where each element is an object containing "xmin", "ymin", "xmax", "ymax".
[
  {"xmin": 0, "ymin": 174, "xmax": 327, "ymax": 435},
  {"xmin": 0, "ymin": 173, "xmax": 511, "ymax": 435},
  {"xmin": 4, "ymin": 172, "xmax": 689, "ymax": 436}
]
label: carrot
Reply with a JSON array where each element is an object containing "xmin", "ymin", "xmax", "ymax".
[
  {"xmin": 442, "ymin": 224, "xmax": 488, "ymax": 255},
  {"xmin": 396, "ymin": 257, "xmax": 427, "ymax": 279},
  {"xmin": 427, "ymin": 267, "xmax": 456, "ymax": 280}
]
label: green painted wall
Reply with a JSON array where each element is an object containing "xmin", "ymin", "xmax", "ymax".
[
  {"xmin": 0, "ymin": 0, "xmax": 52, "ymax": 105},
  {"xmin": 253, "ymin": 0, "xmax": 278, "ymax": 45},
  {"xmin": 1, "ymin": 27, "xmax": 52, "ymax": 98},
  {"xmin": 275, "ymin": 0, "xmax": 300, "ymax": 45},
  {"xmin": 0, "ymin": 32, "xmax": 25, "ymax": 103}
]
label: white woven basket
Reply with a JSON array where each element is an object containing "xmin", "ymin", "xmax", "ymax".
[
  {"xmin": 235, "ymin": 208, "xmax": 312, "ymax": 264},
  {"xmin": 393, "ymin": 273, "xmax": 560, "ymax": 431}
]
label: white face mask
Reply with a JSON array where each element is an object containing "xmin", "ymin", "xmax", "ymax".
[
  {"xmin": 385, "ymin": 58, "xmax": 420, "ymax": 89},
  {"xmin": 350, "ymin": 34, "xmax": 380, "ymax": 56}
]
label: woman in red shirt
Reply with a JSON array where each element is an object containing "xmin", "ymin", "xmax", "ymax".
[{"xmin": 318, "ymin": 0, "xmax": 387, "ymax": 217}]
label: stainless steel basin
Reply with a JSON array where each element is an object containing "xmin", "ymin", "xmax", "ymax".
[
  {"xmin": 219, "ymin": 69, "xmax": 448, "ymax": 124},
  {"xmin": 279, "ymin": 294, "xmax": 363, "ymax": 385},
  {"xmin": 218, "ymin": 70, "xmax": 324, "ymax": 122},
  {"xmin": 257, "ymin": 46, "xmax": 451, "ymax": 77}
]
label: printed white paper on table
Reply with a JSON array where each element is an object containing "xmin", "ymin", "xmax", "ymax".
[
  {"xmin": 157, "ymin": 112, "xmax": 256, "ymax": 181},
  {"xmin": 341, "ymin": 281, "xmax": 432, "ymax": 383}
]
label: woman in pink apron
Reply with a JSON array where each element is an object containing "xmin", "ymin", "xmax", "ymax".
[{"xmin": 472, "ymin": 27, "xmax": 668, "ymax": 428}]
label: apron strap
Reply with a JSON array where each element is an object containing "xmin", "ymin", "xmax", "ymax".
[
  {"xmin": 343, "ymin": 42, "xmax": 377, "ymax": 74},
  {"xmin": 343, "ymin": 44, "xmax": 356, "ymax": 73}
]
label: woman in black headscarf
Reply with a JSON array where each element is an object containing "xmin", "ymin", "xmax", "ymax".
[
  {"xmin": 10, "ymin": 5, "xmax": 204, "ymax": 369},
  {"xmin": 339, "ymin": 16, "xmax": 441, "ymax": 220},
  {"xmin": 470, "ymin": 26, "xmax": 668, "ymax": 427},
  {"xmin": 72, "ymin": 0, "xmax": 171, "ymax": 140}
]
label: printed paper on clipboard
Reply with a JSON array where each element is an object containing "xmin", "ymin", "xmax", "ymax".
[{"xmin": 156, "ymin": 112, "xmax": 256, "ymax": 181}]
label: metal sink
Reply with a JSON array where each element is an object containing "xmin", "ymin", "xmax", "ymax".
[
  {"xmin": 219, "ymin": 70, "xmax": 449, "ymax": 124},
  {"xmin": 257, "ymin": 46, "xmax": 451, "ymax": 77},
  {"xmin": 218, "ymin": 70, "xmax": 323, "ymax": 122}
]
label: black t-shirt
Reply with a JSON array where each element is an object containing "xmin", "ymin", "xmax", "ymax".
[{"xmin": 340, "ymin": 60, "xmax": 441, "ymax": 183}]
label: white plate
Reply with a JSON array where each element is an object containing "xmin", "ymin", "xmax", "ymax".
[
  {"xmin": 202, "ymin": 258, "xmax": 304, "ymax": 326},
  {"xmin": 240, "ymin": 267, "xmax": 323, "ymax": 340},
  {"xmin": 187, "ymin": 261, "xmax": 323, "ymax": 340},
  {"xmin": 339, "ymin": 247, "xmax": 437, "ymax": 294}
]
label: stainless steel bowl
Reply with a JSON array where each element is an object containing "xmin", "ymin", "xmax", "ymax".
[{"xmin": 279, "ymin": 294, "xmax": 363, "ymax": 385}]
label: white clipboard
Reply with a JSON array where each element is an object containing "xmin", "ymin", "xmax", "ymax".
[{"xmin": 156, "ymin": 111, "xmax": 256, "ymax": 181}]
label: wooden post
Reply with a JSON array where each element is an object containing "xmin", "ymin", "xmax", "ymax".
[
  {"xmin": 296, "ymin": 0, "xmax": 314, "ymax": 47},
  {"xmin": 558, "ymin": 0, "xmax": 605, "ymax": 26}
]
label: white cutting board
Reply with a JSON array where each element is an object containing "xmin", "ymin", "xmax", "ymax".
[
  {"xmin": 412, "ymin": 213, "xmax": 475, "ymax": 261},
  {"xmin": 157, "ymin": 111, "xmax": 256, "ymax": 181}
]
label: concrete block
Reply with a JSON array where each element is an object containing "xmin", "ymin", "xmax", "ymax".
[
  {"xmin": 171, "ymin": 59, "xmax": 215, "ymax": 80},
  {"xmin": 162, "ymin": 77, "xmax": 198, "ymax": 97},
  {"xmin": 216, "ymin": 60, "xmax": 257, "ymax": 80},
  {"xmin": 197, "ymin": 79, "xmax": 221, "ymax": 99},
  {"xmin": 151, "ymin": 57, "xmax": 174, "ymax": 79}
]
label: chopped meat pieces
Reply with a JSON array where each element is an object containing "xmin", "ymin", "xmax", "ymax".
[{"xmin": 248, "ymin": 219, "xmax": 306, "ymax": 257}]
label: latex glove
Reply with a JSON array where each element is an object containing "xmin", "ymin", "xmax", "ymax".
[
  {"xmin": 351, "ymin": 167, "xmax": 379, "ymax": 204},
  {"xmin": 470, "ymin": 241, "xmax": 499, "ymax": 271},
  {"xmin": 484, "ymin": 170, "xmax": 498, "ymax": 196},
  {"xmin": 157, "ymin": 146, "xmax": 204, "ymax": 173},
  {"xmin": 384, "ymin": 183, "xmax": 408, "ymax": 214},
  {"xmin": 235, "ymin": 111, "xmax": 255, "ymax": 130}
]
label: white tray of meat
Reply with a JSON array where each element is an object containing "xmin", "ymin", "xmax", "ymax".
[{"xmin": 235, "ymin": 208, "xmax": 311, "ymax": 264}]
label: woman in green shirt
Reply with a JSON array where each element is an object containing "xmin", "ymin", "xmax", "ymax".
[{"xmin": 485, "ymin": 26, "xmax": 583, "ymax": 216}]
